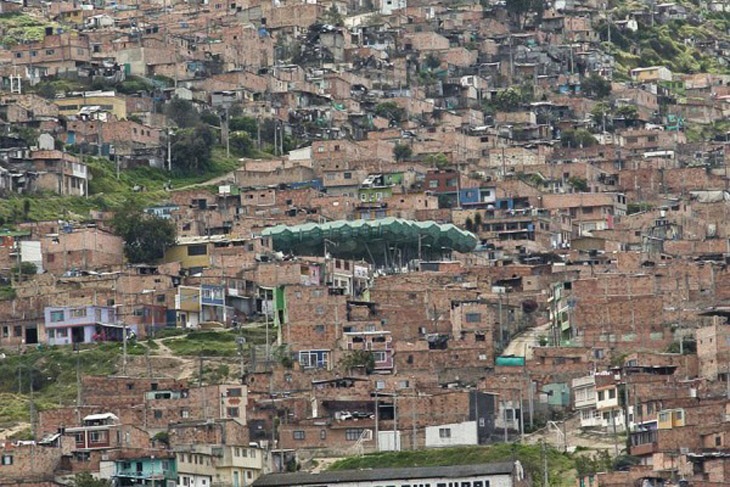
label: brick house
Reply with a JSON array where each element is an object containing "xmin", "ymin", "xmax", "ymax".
[
  {"xmin": 41, "ymin": 227, "xmax": 124, "ymax": 274},
  {"xmin": 11, "ymin": 31, "xmax": 91, "ymax": 78}
]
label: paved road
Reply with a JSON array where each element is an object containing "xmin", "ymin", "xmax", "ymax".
[{"xmin": 502, "ymin": 322, "xmax": 552, "ymax": 359}]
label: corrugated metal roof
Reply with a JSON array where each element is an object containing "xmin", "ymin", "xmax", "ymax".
[{"xmin": 252, "ymin": 462, "xmax": 516, "ymax": 486}]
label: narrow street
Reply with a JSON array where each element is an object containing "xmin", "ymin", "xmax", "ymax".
[{"xmin": 502, "ymin": 322, "xmax": 553, "ymax": 359}]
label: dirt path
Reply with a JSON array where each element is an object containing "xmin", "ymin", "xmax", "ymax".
[
  {"xmin": 523, "ymin": 413, "xmax": 625, "ymax": 456},
  {"xmin": 0, "ymin": 422, "xmax": 31, "ymax": 441},
  {"xmin": 175, "ymin": 170, "xmax": 237, "ymax": 191},
  {"xmin": 151, "ymin": 337, "xmax": 199, "ymax": 380}
]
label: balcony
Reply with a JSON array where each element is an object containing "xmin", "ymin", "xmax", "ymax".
[{"xmin": 630, "ymin": 429, "xmax": 658, "ymax": 456}]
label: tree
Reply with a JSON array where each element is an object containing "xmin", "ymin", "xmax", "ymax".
[
  {"xmin": 568, "ymin": 176, "xmax": 589, "ymax": 192},
  {"xmin": 375, "ymin": 102, "xmax": 406, "ymax": 123},
  {"xmin": 506, "ymin": 0, "xmax": 543, "ymax": 28},
  {"xmin": 615, "ymin": 105, "xmax": 638, "ymax": 121},
  {"xmin": 560, "ymin": 129, "xmax": 598, "ymax": 148},
  {"xmin": 393, "ymin": 143, "xmax": 413, "ymax": 162},
  {"xmin": 164, "ymin": 97, "xmax": 200, "ymax": 128},
  {"xmin": 424, "ymin": 53, "xmax": 442, "ymax": 71},
  {"xmin": 171, "ymin": 126, "xmax": 215, "ymax": 174},
  {"xmin": 230, "ymin": 132, "xmax": 255, "ymax": 157},
  {"xmin": 581, "ymin": 73, "xmax": 612, "ymax": 100},
  {"xmin": 339, "ymin": 350, "xmax": 375, "ymax": 374},
  {"xmin": 12, "ymin": 262, "xmax": 37, "ymax": 276},
  {"xmin": 321, "ymin": 4, "xmax": 344, "ymax": 26},
  {"xmin": 473, "ymin": 211, "xmax": 483, "ymax": 230},
  {"xmin": 493, "ymin": 88, "xmax": 522, "ymax": 112},
  {"xmin": 425, "ymin": 152, "xmax": 450, "ymax": 168},
  {"xmin": 36, "ymin": 82, "xmax": 57, "ymax": 100},
  {"xmin": 229, "ymin": 116, "xmax": 258, "ymax": 136},
  {"xmin": 111, "ymin": 204, "xmax": 177, "ymax": 264},
  {"xmin": 590, "ymin": 102, "xmax": 612, "ymax": 129},
  {"xmin": 72, "ymin": 473, "xmax": 111, "ymax": 487}
]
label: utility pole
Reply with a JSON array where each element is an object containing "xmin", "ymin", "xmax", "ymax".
[
  {"xmin": 257, "ymin": 114, "xmax": 262, "ymax": 149},
  {"xmin": 374, "ymin": 391, "xmax": 379, "ymax": 451},
  {"xmin": 498, "ymin": 292, "xmax": 504, "ymax": 350},
  {"xmin": 502, "ymin": 399, "xmax": 508, "ymax": 442},
  {"xmin": 76, "ymin": 346, "xmax": 82, "ymax": 408},
  {"xmin": 122, "ymin": 321, "xmax": 128, "ymax": 376},
  {"xmin": 273, "ymin": 119, "xmax": 278, "ymax": 156},
  {"xmin": 393, "ymin": 393, "xmax": 399, "ymax": 451},
  {"xmin": 264, "ymin": 295, "xmax": 270, "ymax": 364},
  {"xmin": 223, "ymin": 106, "xmax": 230, "ymax": 159},
  {"xmin": 542, "ymin": 440, "xmax": 549, "ymax": 486},
  {"xmin": 519, "ymin": 388, "xmax": 525, "ymax": 443},
  {"xmin": 411, "ymin": 390, "xmax": 417, "ymax": 450},
  {"xmin": 167, "ymin": 128, "xmax": 172, "ymax": 171},
  {"xmin": 29, "ymin": 368, "xmax": 35, "ymax": 440}
]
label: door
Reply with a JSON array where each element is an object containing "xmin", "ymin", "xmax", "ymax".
[
  {"xmin": 25, "ymin": 327, "xmax": 38, "ymax": 344},
  {"xmin": 233, "ymin": 471, "xmax": 240, "ymax": 487},
  {"xmin": 71, "ymin": 327, "xmax": 85, "ymax": 343}
]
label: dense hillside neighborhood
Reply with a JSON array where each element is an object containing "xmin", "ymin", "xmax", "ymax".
[{"xmin": 1, "ymin": 0, "xmax": 730, "ymax": 486}]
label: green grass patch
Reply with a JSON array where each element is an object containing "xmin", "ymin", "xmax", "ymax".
[
  {"xmin": 165, "ymin": 329, "xmax": 268, "ymax": 357},
  {"xmin": 328, "ymin": 444, "xmax": 575, "ymax": 487},
  {"xmin": 0, "ymin": 344, "xmax": 121, "ymax": 423},
  {"xmin": 0, "ymin": 146, "xmax": 243, "ymax": 224}
]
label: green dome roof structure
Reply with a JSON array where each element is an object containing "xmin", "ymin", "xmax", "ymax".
[{"xmin": 261, "ymin": 218, "xmax": 477, "ymax": 264}]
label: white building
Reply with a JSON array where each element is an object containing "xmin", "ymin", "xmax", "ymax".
[{"xmin": 425, "ymin": 421, "xmax": 478, "ymax": 448}]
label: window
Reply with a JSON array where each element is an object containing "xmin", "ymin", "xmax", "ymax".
[
  {"xmin": 314, "ymin": 324, "xmax": 325, "ymax": 333},
  {"xmin": 597, "ymin": 391, "xmax": 605, "ymax": 401},
  {"xmin": 608, "ymin": 389, "xmax": 616, "ymax": 399},
  {"xmin": 345, "ymin": 428, "xmax": 364, "ymax": 441},
  {"xmin": 428, "ymin": 180, "xmax": 439, "ymax": 188},
  {"xmin": 465, "ymin": 312, "xmax": 482, "ymax": 323},
  {"xmin": 228, "ymin": 388, "xmax": 242, "ymax": 397},
  {"xmin": 74, "ymin": 452, "xmax": 91, "ymax": 462},
  {"xmin": 439, "ymin": 428, "xmax": 451, "ymax": 439},
  {"xmin": 154, "ymin": 410, "xmax": 163, "ymax": 419},
  {"xmin": 2, "ymin": 454, "xmax": 13, "ymax": 465},
  {"xmin": 57, "ymin": 328, "xmax": 68, "ymax": 338},
  {"xmin": 373, "ymin": 351, "xmax": 387, "ymax": 363},
  {"xmin": 1, "ymin": 327, "xmax": 7, "ymax": 338},
  {"xmin": 227, "ymin": 407, "xmax": 240, "ymax": 418},
  {"xmin": 293, "ymin": 430, "xmax": 305, "ymax": 440},
  {"xmin": 70, "ymin": 308, "xmax": 87, "ymax": 318},
  {"xmin": 299, "ymin": 350, "xmax": 330, "ymax": 369},
  {"xmin": 50, "ymin": 310, "xmax": 65, "ymax": 322},
  {"xmin": 47, "ymin": 329, "xmax": 55, "ymax": 339},
  {"xmin": 344, "ymin": 172, "xmax": 352, "ymax": 179},
  {"xmin": 46, "ymin": 49, "xmax": 55, "ymax": 55},
  {"xmin": 13, "ymin": 326, "xmax": 21, "ymax": 337},
  {"xmin": 320, "ymin": 430, "xmax": 327, "ymax": 440},
  {"xmin": 181, "ymin": 409, "xmax": 189, "ymax": 418},
  {"xmin": 89, "ymin": 431, "xmax": 107, "ymax": 443},
  {"xmin": 187, "ymin": 245, "xmax": 207, "ymax": 256}
]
